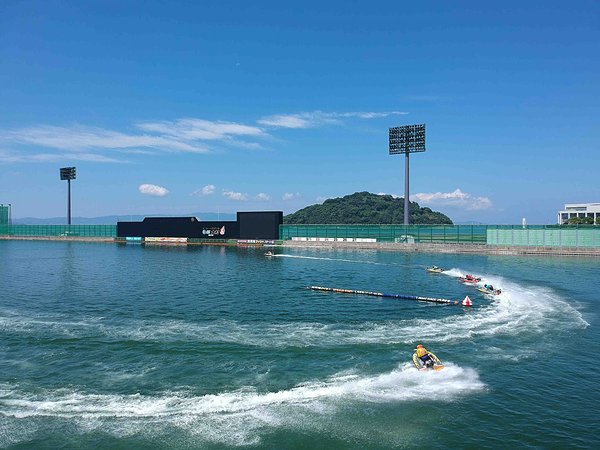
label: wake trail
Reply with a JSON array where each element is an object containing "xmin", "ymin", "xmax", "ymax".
[
  {"xmin": 1, "ymin": 269, "xmax": 588, "ymax": 348},
  {"xmin": 0, "ymin": 363, "xmax": 483, "ymax": 446},
  {"xmin": 271, "ymin": 254, "xmax": 394, "ymax": 265}
]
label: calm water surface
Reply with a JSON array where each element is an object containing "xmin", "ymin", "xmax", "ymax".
[{"xmin": 0, "ymin": 241, "xmax": 598, "ymax": 449}]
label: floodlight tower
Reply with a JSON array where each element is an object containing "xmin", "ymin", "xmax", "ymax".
[
  {"xmin": 388, "ymin": 124, "xmax": 426, "ymax": 225},
  {"xmin": 60, "ymin": 167, "xmax": 76, "ymax": 225}
]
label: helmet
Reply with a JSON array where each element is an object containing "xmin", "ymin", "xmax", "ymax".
[{"xmin": 416, "ymin": 344, "xmax": 423, "ymax": 349}]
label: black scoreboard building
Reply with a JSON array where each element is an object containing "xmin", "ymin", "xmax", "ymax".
[{"xmin": 117, "ymin": 211, "xmax": 283, "ymax": 240}]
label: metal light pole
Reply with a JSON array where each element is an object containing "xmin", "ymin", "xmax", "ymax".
[
  {"xmin": 389, "ymin": 124, "xmax": 426, "ymax": 225},
  {"xmin": 404, "ymin": 150, "xmax": 410, "ymax": 225},
  {"xmin": 60, "ymin": 167, "xmax": 76, "ymax": 225}
]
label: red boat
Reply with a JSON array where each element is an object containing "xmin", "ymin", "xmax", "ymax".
[{"xmin": 459, "ymin": 275, "xmax": 481, "ymax": 283}]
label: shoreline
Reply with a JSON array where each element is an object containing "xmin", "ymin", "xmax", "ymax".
[
  {"xmin": 2, "ymin": 235, "xmax": 599, "ymax": 256},
  {"xmin": 282, "ymin": 240, "xmax": 600, "ymax": 257}
]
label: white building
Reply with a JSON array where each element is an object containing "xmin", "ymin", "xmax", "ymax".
[{"xmin": 558, "ymin": 203, "xmax": 600, "ymax": 224}]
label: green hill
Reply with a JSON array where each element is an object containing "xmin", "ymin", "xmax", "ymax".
[{"xmin": 284, "ymin": 192, "xmax": 453, "ymax": 225}]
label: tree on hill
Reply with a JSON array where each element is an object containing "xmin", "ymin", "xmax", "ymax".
[{"xmin": 284, "ymin": 192, "xmax": 453, "ymax": 224}]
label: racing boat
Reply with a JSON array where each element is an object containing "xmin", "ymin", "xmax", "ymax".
[
  {"xmin": 459, "ymin": 275, "xmax": 481, "ymax": 283},
  {"xmin": 477, "ymin": 285, "xmax": 502, "ymax": 296},
  {"xmin": 264, "ymin": 251, "xmax": 274, "ymax": 257},
  {"xmin": 412, "ymin": 352, "xmax": 444, "ymax": 371},
  {"xmin": 426, "ymin": 266, "xmax": 445, "ymax": 273}
]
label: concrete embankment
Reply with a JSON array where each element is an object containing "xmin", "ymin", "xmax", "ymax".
[
  {"xmin": 282, "ymin": 240, "xmax": 600, "ymax": 257},
  {"xmin": 2, "ymin": 235, "xmax": 599, "ymax": 256}
]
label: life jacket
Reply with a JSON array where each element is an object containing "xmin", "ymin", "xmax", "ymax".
[{"xmin": 416, "ymin": 347, "xmax": 428, "ymax": 358}]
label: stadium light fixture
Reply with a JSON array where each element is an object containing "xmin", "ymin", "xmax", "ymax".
[
  {"xmin": 59, "ymin": 167, "xmax": 76, "ymax": 225},
  {"xmin": 389, "ymin": 124, "xmax": 426, "ymax": 225}
]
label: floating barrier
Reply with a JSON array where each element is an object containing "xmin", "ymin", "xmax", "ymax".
[{"xmin": 309, "ymin": 286, "xmax": 465, "ymax": 306}]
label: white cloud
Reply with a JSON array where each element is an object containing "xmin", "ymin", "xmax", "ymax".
[
  {"xmin": 412, "ymin": 188, "xmax": 492, "ymax": 210},
  {"xmin": 227, "ymin": 141, "xmax": 264, "ymax": 150},
  {"xmin": 139, "ymin": 184, "xmax": 169, "ymax": 197},
  {"xmin": 337, "ymin": 111, "xmax": 406, "ymax": 119},
  {"xmin": 255, "ymin": 193, "xmax": 271, "ymax": 201},
  {"xmin": 258, "ymin": 115, "xmax": 313, "ymax": 129},
  {"xmin": 222, "ymin": 190, "xmax": 248, "ymax": 201},
  {"xmin": 5, "ymin": 125, "xmax": 205, "ymax": 153},
  {"xmin": 190, "ymin": 184, "xmax": 216, "ymax": 196},
  {"xmin": 282, "ymin": 192, "xmax": 301, "ymax": 201},
  {"xmin": 0, "ymin": 149, "xmax": 125, "ymax": 164},
  {"xmin": 136, "ymin": 118, "xmax": 265, "ymax": 141},
  {"xmin": 258, "ymin": 110, "xmax": 407, "ymax": 129},
  {"xmin": 0, "ymin": 110, "xmax": 407, "ymax": 165},
  {"xmin": 377, "ymin": 192, "xmax": 401, "ymax": 199},
  {"xmin": 202, "ymin": 184, "xmax": 216, "ymax": 196},
  {"xmin": 0, "ymin": 118, "xmax": 266, "ymax": 164},
  {"xmin": 470, "ymin": 197, "xmax": 493, "ymax": 210}
]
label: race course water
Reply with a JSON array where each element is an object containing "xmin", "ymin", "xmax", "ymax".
[{"xmin": 1, "ymin": 241, "xmax": 598, "ymax": 449}]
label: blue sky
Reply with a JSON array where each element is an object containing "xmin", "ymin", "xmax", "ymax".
[{"xmin": 1, "ymin": 1, "xmax": 598, "ymax": 224}]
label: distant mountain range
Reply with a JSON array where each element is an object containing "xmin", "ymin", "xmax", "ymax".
[{"xmin": 12, "ymin": 212, "xmax": 237, "ymax": 225}]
